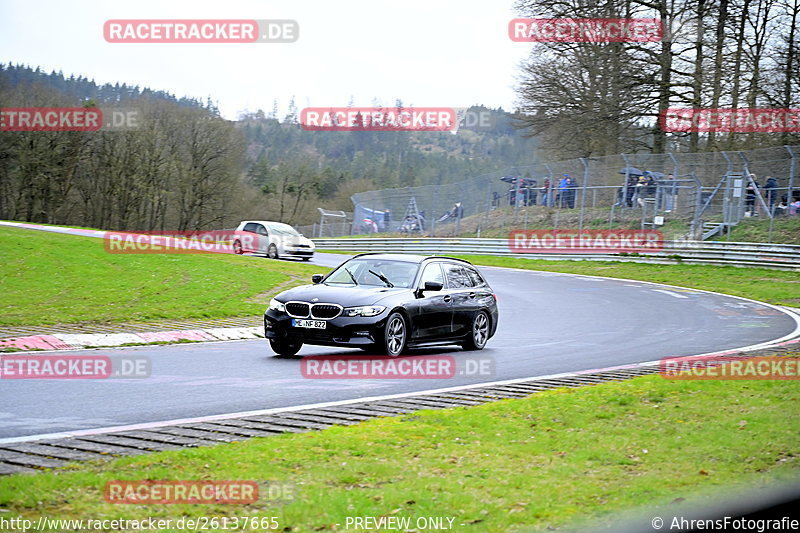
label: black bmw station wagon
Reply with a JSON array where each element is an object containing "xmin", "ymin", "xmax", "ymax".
[{"xmin": 264, "ymin": 253, "xmax": 499, "ymax": 357}]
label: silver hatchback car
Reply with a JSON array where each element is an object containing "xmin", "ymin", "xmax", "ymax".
[{"xmin": 232, "ymin": 221, "xmax": 315, "ymax": 260}]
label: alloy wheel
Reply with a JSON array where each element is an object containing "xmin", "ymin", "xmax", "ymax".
[{"xmin": 385, "ymin": 315, "xmax": 406, "ymax": 356}]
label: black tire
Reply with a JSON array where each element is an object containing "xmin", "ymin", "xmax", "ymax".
[
  {"xmin": 462, "ymin": 311, "xmax": 489, "ymax": 351},
  {"xmin": 233, "ymin": 240, "xmax": 243, "ymax": 254},
  {"xmin": 269, "ymin": 338, "xmax": 302, "ymax": 357},
  {"xmin": 380, "ymin": 312, "xmax": 408, "ymax": 357},
  {"xmin": 267, "ymin": 244, "xmax": 279, "ymax": 259}
]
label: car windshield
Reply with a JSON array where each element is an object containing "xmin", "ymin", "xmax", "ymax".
[
  {"xmin": 325, "ymin": 259, "xmax": 419, "ymax": 288},
  {"xmin": 269, "ymin": 224, "xmax": 300, "ymax": 236}
]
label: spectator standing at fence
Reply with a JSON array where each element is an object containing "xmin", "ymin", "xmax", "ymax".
[
  {"xmin": 565, "ymin": 175, "xmax": 578, "ymax": 208},
  {"xmin": 661, "ymin": 173, "xmax": 676, "ymax": 212},
  {"xmin": 541, "ymin": 178, "xmax": 551, "ymax": 206},
  {"xmin": 745, "ymin": 176, "xmax": 758, "ymax": 216},
  {"xmin": 763, "ymin": 176, "xmax": 778, "ymax": 214},
  {"xmin": 525, "ymin": 180, "xmax": 538, "ymax": 206},
  {"xmin": 790, "ymin": 198, "xmax": 800, "ymax": 216},
  {"xmin": 624, "ymin": 175, "xmax": 637, "ymax": 207},
  {"xmin": 491, "ymin": 191, "xmax": 501, "ymax": 209},
  {"xmin": 632, "ymin": 176, "xmax": 645, "ymax": 206},
  {"xmin": 557, "ymin": 174, "xmax": 569, "ymax": 207},
  {"xmin": 641, "ymin": 173, "xmax": 656, "ymax": 207}
]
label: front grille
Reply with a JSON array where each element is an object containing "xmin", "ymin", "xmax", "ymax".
[
  {"xmin": 311, "ymin": 304, "xmax": 342, "ymax": 319},
  {"xmin": 286, "ymin": 302, "xmax": 310, "ymax": 318},
  {"xmin": 286, "ymin": 302, "xmax": 342, "ymax": 319}
]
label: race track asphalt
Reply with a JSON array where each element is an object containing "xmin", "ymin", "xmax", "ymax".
[{"xmin": 1, "ymin": 246, "xmax": 796, "ymax": 439}]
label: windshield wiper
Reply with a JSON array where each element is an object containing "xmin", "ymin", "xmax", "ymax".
[
  {"xmin": 344, "ymin": 267, "xmax": 358, "ymax": 285},
  {"xmin": 368, "ymin": 269, "xmax": 394, "ymax": 288}
]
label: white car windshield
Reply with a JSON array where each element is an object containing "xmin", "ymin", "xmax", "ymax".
[{"xmin": 269, "ymin": 224, "xmax": 301, "ymax": 236}]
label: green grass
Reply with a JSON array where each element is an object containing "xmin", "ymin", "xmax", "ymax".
[
  {"xmin": 715, "ymin": 216, "xmax": 800, "ymax": 245},
  {"xmin": 1, "ymin": 375, "xmax": 798, "ymax": 532},
  {"xmin": 0, "ymin": 226, "xmax": 326, "ymax": 326}
]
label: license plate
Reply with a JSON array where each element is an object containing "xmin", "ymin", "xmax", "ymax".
[{"xmin": 292, "ymin": 319, "xmax": 326, "ymax": 329}]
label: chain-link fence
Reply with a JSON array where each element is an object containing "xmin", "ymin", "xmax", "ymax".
[
  {"xmin": 346, "ymin": 145, "xmax": 799, "ymax": 241},
  {"xmin": 296, "ymin": 210, "xmax": 354, "ymax": 238}
]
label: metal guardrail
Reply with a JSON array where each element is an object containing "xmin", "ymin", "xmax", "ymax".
[{"xmin": 313, "ymin": 238, "xmax": 800, "ymax": 270}]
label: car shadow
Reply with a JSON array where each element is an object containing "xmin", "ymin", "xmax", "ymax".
[
  {"xmin": 265, "ymin": 345, "xmax": 471, "ymax": 361},
  {"xmin": 306, "ymin": 346, "xmax": 466, "ymax": 358}
]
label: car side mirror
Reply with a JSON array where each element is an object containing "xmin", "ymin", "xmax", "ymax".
[
  {"xmin": 312, "ymin": 274, "xmax": 324, "ymax": 284},
  {"xmin": 416, "ymin": 281, "xmax": 443, "ymax": 297},
  {"xmin": 424, "ymin": 281, "xmax": 443, "ymax": 291}
]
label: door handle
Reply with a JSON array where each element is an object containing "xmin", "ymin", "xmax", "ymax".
[{"xmin": 443, "ymin": 295, "xmax": 452, "ymax": 303}]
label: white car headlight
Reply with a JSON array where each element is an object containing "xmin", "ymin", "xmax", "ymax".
[
  {"xmin": 268, "ymin": 298, "xmax": 286, "ymax": 313},
  {"xmin": 343, "ymin": 305, "xmax": 386, "ymax": 317}
]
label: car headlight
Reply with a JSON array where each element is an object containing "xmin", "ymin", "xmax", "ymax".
[
  {"xmin": 343, "ymin": 305, "xmax": 386, "ymax": 317},
  {"xmin": 268, "ymin": 298, "xmax": 286, "ymax": 313}
]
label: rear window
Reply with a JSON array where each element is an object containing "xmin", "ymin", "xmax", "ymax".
[
  {"xmin": 465, "ymin": 267, "xmax": 485, "ymax": 287},
  {"xmin": 443, "ymin": 263, "xmax": 473, "ymax": 289}
]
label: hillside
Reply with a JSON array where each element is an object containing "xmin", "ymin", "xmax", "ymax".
[{"xmin": 0, "ymin": 65, "xmax": 541, "ymax": 228}]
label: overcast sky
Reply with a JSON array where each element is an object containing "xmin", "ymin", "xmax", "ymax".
[{"xmin": 0, "ymin": 0, "xmax": 531, "ymax": 120}]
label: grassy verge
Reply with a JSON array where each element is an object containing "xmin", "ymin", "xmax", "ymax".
[
  {"xmin": 1, "ymin": 375, "xmax": 798, "ymax": 532},
  {"xmin": 0, "ymin": 226, "xmax": 326, "ymax": 326},
  {"xmin": 715, "ymin": 217, "xmax": 800, "ymax": 245}
]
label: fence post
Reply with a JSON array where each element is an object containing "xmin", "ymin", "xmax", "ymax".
[
  {"xmin": 544, "ymin": 164, "xmax": 553, "ymax": 206},
  {"xmin": 668, "ymin": 151, "xmax": 679, "ymax": 177},
  {"xmin": 579, "ymin": 158, "xmax": 589, "ymax": 232},
  {"xmin": 478, "ymin": 177, "xmax": 491, "ymax": 238},
  {"xmin": 740, "ymin": 151, "xmax": 772, "ymax": 222},
  {"xmin": 690, "ymin": 172, "xmax": 704, "ymax": 240},
  {"xmin": 621, "ymin": 153, "xmax": 632, "ymax": 217},
  {"xmin": 786, "ymin": 145, "xmax": 797, "ymax": 218},
  {"xmin": 721, "ymin": 151, "xmax": 734, "ymax": 236}
]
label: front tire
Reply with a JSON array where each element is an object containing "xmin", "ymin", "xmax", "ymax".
[
  {"xmin": 267, "ymin": 244, "xmax": 279, "ymax": 259},
  {"xmin": 462, "ymin": 311, "xmax": 489, "ymax": 351},
  {"xmin": 233, "ymin": 240, "xmax": 243, "ymax": 254},
  {"xmin": 381, "ymin": 312, "xmax": 407, "ymax": 357},
  {"xmin": 270, "ymin": 338, "xmax": 302, "ymax": 357}
]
